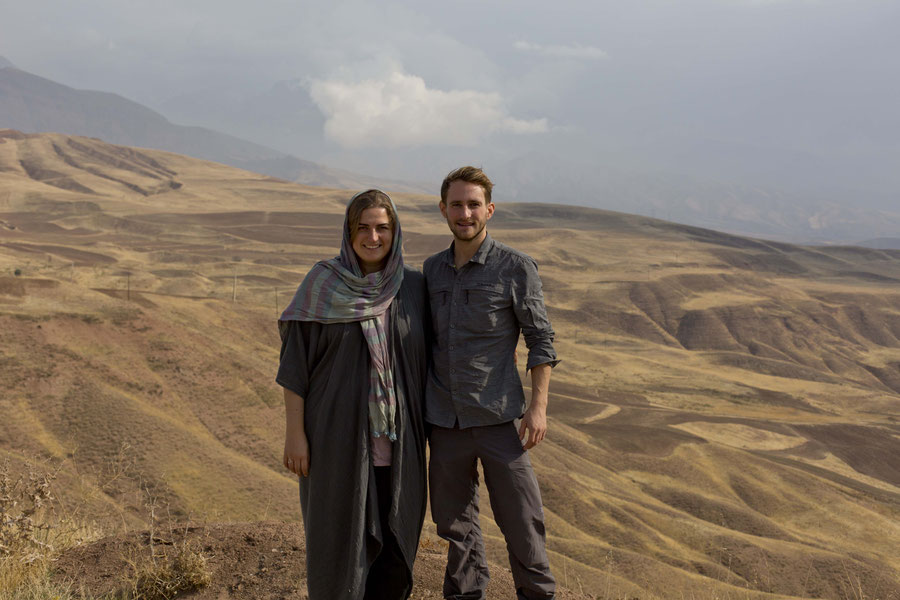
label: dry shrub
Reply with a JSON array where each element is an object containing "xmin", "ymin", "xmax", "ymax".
[
  {"xmin": 127, "ymin": 542, "xmax": 211, "ymax": 600},
  {"xmin": 0, "ymin": 458, "xmax": 55, "ymax": 560},
  {"xmin": 0, "ymin": 457, "xmax": 98, "ymax": 600},
  {"xmin": 0, "ymin": 457, "xmax": 58, "ymax": 597}
]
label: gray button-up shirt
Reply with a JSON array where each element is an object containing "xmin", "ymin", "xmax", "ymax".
[{"xmin": 424, "ymin": 233, "xmax": 559, "ymax": 429}]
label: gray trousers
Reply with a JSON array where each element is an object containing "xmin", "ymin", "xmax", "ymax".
[{"xmin": 429, "ymin": 422, "xmax": 556, "ymax": 600}]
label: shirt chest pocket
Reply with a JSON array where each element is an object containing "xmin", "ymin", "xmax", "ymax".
[
  {"xmin": 429, "ymin": 285, "xmax": 453, "ymax": 335},
  {"xmin": 460, "ymin": 282, "xmax": 509, "ymax": 330}
]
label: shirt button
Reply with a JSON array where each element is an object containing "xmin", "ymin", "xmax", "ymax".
[
  {"xmin": 449, "ymin": 345, "xmax": 455, "ymax": 350},
  {"xmin": 450, "ymin": 324, "xmax": 455, "ymax": 328},
  {"xmin": 450, "ymin": 368, "xmax": 455, "ymax": 374}
]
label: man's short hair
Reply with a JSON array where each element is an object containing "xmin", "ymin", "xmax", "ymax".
[
  {"xmin": 440, "ymin": 166, "xmax": 493, "ymax": 204},
  {"xmin": 346, "ymin": 189, "xmax": 396, "ymax": 236}
]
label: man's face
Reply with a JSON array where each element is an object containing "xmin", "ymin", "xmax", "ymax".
[
  {"xmin": 351, "ymin": 206, "xmax": 393, "ymax": 274},
  {"xmin": 440, "ymin": 181, "xmax": 494, "ymax": 243}
]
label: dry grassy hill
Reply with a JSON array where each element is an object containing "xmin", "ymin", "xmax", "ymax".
[{"xmin": 1, "ymin": 130, "xmax": 898, "ymax": 599}]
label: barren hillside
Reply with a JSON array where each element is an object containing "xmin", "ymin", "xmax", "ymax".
[{"xmin": 1, "ymin": 131, "xmax": 898, "ymax": 598}]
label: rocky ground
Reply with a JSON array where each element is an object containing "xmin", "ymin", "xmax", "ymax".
[{"xmin": 52, "ymin": 521, "xmax": 596, "ymax": 599}]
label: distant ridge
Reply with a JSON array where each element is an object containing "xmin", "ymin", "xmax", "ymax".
[
  {"xmin": 491, "ymin": 151, "xmax": 900, "ymax": 245},
  {"xmin": 856, "ymin": 237, "xmax": 900, "ymax": 250},
  {"xmin": 0, "ymin": 64, "xmax": 428, "ymax": 194}
]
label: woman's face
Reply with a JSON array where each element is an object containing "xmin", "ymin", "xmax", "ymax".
[{"xmin": 351, "ymin": 207, "xmax": 393, "ymax": 275}]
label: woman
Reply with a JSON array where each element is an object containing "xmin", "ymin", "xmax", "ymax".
[{"xmin": 276, "ymin": 189, "xmax": 428, "ymax": 600}]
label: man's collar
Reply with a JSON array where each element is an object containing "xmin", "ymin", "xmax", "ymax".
[
  {"xmin": 444, "ymin": 232, "xmax": 494, "ymax": 266},
  {"xmin": 469, "ymin": 232, "xmax": 493, "ymax": 265}
]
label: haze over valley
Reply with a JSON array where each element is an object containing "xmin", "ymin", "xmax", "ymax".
[{"xmin": 2, "ymin": 1, "xmax": 899, "ymax": 244}]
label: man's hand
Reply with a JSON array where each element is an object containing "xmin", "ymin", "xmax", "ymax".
[
  {"xmin": 283, "ymin": 432, "xmax": 310, "ymax": 477},
  {"xmin": 518, "ymin": 406, "xmax": 547, "ymax": 450},
  {"xmin": 519, "ymin": 363, "xmax": 552, "ymax": 449}
]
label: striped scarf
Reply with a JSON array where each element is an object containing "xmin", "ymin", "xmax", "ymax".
[{"xmin": 279, "ymin": 191, "xmax": 404, "ymax": 441}]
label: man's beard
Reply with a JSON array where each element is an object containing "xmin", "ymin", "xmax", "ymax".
[{"xmin": 450, "ymin": 220, "xmax": 485, "ymax": 242}]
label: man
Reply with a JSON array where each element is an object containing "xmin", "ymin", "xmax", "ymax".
[{"xmin": 424, "ymin": 166, "xmax": 559, "ymax": 600}]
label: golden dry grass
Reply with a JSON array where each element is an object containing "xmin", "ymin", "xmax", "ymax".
[{"xmin": 1, "ymin": 130, "xmax": 899, "ymax": 598}]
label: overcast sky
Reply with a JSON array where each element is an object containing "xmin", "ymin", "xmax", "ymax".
[{"xmin": 2, "ymin": 0, "xmax": 898, "ymax": 207}]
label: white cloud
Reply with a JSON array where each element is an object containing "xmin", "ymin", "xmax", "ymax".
[
  {"xmin": 309, "ymin": 69, "xmax": 548, "ymax": 148},
  {"xmin": 514, "ymin": 41, "xmax": 609, "ymax": 61}
]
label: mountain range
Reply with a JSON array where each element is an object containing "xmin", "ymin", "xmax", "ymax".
[
  {"xmin": 3, "ymin": 56, "xmax": 900, "ymax": 245},
  {"xmin": 0, "ymin": 57, "xmax": 429, "ymax": 195}
]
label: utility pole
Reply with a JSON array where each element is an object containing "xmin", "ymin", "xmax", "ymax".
[{"xmin": 232, "ymin": 267, "xmax": 237, "ymax": 304}]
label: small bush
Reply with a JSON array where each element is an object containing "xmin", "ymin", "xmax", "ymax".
[
  {"xmin": 129, "ymin": 544, "xmax": 211, "ymax": 600},
  {"xmin": 13, "ymin": 268, "xmax": 21, "ymax": 277},
  {"xmin": 0, "ymin": 458, "xmax": 98, "ymax": 600},
  {"xmin": 0, "ymin": 459, "xmax": 55, "ymax": 563}
]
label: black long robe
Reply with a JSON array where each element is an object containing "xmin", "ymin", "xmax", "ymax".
[{"xmin": 276, "ymin": 267, "xmax": 428, "ymax": 600}]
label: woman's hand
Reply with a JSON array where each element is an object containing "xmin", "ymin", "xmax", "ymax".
[
  {"xmin": 283, "ymin": 387, "xmax": 309, "ymax": 477},
  {"xmin": 284, "ymin": 431, "xmax": 310, "ymax": 477}
]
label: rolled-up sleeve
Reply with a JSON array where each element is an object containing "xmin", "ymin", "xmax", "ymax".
[{"xmin": 511, "ymin": 258, "xmax": 560, "ymax": 371}]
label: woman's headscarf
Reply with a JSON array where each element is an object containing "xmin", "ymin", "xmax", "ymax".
[{"xmin": 279, "ymin": 190, "xmax": 404, "ymax": 441}]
